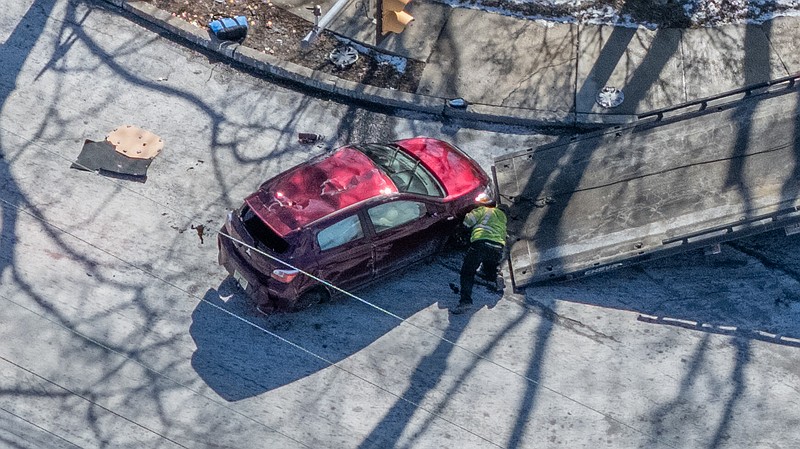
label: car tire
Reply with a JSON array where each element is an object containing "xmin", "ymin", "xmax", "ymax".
[{"xmin": 293, "ymin": 287, "xmax": 330, "ymax": 311}]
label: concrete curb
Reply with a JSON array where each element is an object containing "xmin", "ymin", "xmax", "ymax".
[
  {"xmin": 446, "ymin": 103, "xmax": 577, "ymax": 128},
  {"xmin": 101, "ymin": 0, "xmax": 569, "ymax": 128}
]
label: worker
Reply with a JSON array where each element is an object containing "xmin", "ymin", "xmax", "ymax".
[{"xmin": 452, "ymin": 192, "xmax": 507, "ymax": 314}]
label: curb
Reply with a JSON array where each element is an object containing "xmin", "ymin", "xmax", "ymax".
[{"xmin": 102, "ymin": 0, "xmax": 572, "ymax": 128}]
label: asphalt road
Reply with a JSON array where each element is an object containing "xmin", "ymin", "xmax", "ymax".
[{"xmin": 1, "ymin": 1, "xmax": 799, "ymax": 448}]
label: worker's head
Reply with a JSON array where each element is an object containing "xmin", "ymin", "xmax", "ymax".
[{"xmin": 475, "ymin": 192, "xmax": 496, "ymax": 207}]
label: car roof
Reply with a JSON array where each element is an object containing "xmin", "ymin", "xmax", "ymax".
[{"xmin": 245, "ymin": 146, "xmax": 398, "ymax": 237}]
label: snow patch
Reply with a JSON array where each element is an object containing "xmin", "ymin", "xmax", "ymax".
[{"xmin": 434, "ymin": 0, "xmax": 800, "ymax": 28}]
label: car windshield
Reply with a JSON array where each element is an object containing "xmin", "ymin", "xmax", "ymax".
[{"xmin": 357, "ymin": 143, "xmax": 444, "ymax": 197}]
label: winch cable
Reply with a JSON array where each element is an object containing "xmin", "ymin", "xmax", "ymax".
[
  {"xmin": 0, "ymin": 197, "xmax": 505, "ymax": 448},
  {"xmin": 0, "ymin": 192, "xmax": 670, "ymax": 448},
  {"xmin": 215, "ymin": 230, "xmax": 675, "ymax": 447},
  {"xmin": 0, "ymin": 123, "xmax": 674, "ymax": 447}
]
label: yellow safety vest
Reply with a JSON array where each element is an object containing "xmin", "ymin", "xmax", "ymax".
[{"xmin": 463, "ymin": 206, "xmax": 507, "ymax": 246}]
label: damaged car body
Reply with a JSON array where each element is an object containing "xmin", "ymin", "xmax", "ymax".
[{"xmin": 217, "ymin": 137, "xmax": 491, "ymax": 312}]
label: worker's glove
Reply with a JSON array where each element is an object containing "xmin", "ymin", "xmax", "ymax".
[{"xmin": 453, "ymin": 225, "xmax": 470, "ymax": 248}]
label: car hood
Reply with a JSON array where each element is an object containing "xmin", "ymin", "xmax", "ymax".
[
  {"xmin": 245, "ymin": 147, "xmax": 397, "ymax": 237},
  {"xmin": 394, "ymin": 137, "xmax": 489, "ymax": 199}
]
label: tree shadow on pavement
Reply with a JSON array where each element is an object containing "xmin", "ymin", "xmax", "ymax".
[
  {"xmin": 520, "ymin": 224, "xmax": 800, "ymax": 447},
  {"xmin": 1, "ymin": 0, "xmax": 340, "ymax": 445},
  {"xmin": 0, "ymin": 0, "xmax": 58, "ymax": 301},
  {"xmin": 190, "ymin": 264, "xmax": 463, "ymax": 402},
  {"xmin": 498, "ymin": 14, "xmax": 796, "ymax": 449}
]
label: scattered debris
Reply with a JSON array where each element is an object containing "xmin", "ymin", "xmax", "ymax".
[
  {"xmin": 298, "ymin": 133, "xmax": 323, "ymax": 144},
  {"xmin": 144, "ymin": 0, "xmax": 423, "ymax": 92},
  {"xmin": 209, "ymin": 16, "xmax": 249, "ymax": 42},
  {"xmin": 71, "ymin": 126, "xmax": 164, "ymax": 182},
  {"xmin": 187, "ymin": 159, "xmax": 205, "ymax": 171},
  {"xmin": 107, "ymin": 125, "xmax": 164, "ymax": 159},
  {"xmin": 448, "ymin": 98, "xmax": 468, "ymax": 109},
  {"xmin": 333, "ymin": 37, "xmax": 408, "ymax": 74},
  {"xmin": 596, "ymin": 86, "xmax": 624, "ymax": 108},
  {"xmin": 191, "ymin": 224, "xmax": 206, "ymax": 244},
  {"xmin": 329, "ymin": 45, "xmax": 358, "ymax": 69}
]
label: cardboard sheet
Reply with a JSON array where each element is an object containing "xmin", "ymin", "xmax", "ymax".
[{"xmin": 106, "ymin": 125, "xmax": 164, "ymax": 159}]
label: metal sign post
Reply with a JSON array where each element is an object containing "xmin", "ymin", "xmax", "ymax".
[
  {"xmin": 310, "ymin": 4, "xmax": 321, "ymax": 27},
  {"xmin": 375, "ymin": 0, "xmax": 383, "ymax": 45},
  {"xmin": 301, "ymin": 0, "xmax": 350, "ymax": 48}
]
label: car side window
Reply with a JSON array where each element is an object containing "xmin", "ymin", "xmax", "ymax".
[
  {"xmin": 317, "ymin": 215, "xmax": 364, "ymax": 251},
  {"xmin": 368, "ymin": 201, "xmax": 427, "ymax": 233}
]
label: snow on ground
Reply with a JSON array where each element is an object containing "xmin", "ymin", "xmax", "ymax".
[{"xmin": 436, "ymin": 0, "xmax": 800, "ymax": 28}]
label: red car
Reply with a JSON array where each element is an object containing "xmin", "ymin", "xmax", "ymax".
[{"xmin": 217, "ymin": 137, "xmax": 491, "ymax": 312}]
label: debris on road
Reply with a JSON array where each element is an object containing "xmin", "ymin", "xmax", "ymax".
[
  {"xmin": 107, "ymin": 125, "xmax": 164, "ymax": 159},
  {"xmin": 298, "ymin": 132, "xmax": 323, "ymax": 144},
  {"xmin": 192, "ymin": 224, "xmax": 206, "ymax": 244},
  {"xmin": 447, "ymin": 98, "xmax": 468, "ymax": 109},
  {"xmin": 71, "ymin": 126, "xmax": 163, "ymax": 182},
  {"xmin": 596, "ymin": 86, "xmax": 624, "ymax": 108}
]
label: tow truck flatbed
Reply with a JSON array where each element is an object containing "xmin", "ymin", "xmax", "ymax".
[{"xmin": 495, "ymin": 77, "xmax": 800, "ymax": 289}]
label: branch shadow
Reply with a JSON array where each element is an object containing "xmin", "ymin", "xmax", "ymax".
[
  {"xmin": 0, "ymin": 0, "xmax": 332, "ymax": 444},
  {"xmin": 189, "ymin": 255, "xmax": 490, "ymax": 402},
  {"xmin": 499, "ymin": 13, "xmax": 793, "ymax": 449}
]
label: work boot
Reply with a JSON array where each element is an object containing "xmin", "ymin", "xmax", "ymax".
[
  {"xmin": 479, "ymin": 268, "xmax": 496, "ymax": 282},
  {"xmin": 450, "ymin": 301, "xmax": 473, "ymax": 315},
  {"xmin": 494, "ymin": 274, "xmax": 505, "ymax": 292}
]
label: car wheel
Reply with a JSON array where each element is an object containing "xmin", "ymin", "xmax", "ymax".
[{"xmin": 293, "ymin": 287, "xmax": 330, "ymax": 311}]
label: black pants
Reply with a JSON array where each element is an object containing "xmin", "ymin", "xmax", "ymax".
[{"xmin": 459, "ymin": 240, "xmax": 503, "ymax": 304}]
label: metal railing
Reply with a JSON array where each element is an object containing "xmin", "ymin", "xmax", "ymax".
[{"xmin": 638, "ymin": 72, "xmax": 800, "ymax": 122}]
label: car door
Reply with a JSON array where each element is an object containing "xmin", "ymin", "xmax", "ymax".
[
  {"xmin": 367, "ymin": 199, "xmax": 450, "ymax": 277},
  {"xmin": 312, "ymin": 212, "xmax": 374, "ymax": 291}
]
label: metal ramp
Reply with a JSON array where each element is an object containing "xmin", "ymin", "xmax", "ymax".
[{"xmin": 495, "ymin": 75, "xmax": 800, "ymax": 289}]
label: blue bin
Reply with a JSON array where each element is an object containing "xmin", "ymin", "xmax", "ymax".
[{"xmin": 209, "ymin": 16, "xmax": 248, "ymax": 41}]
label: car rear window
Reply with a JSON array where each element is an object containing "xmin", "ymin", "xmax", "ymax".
[
  {"xmin": 358, "ymin": 144, "xmax": 444, "ymax": 197},
  {"xmin": 240, "ymin": 205, "xmax": 290, "ymax": 253}
]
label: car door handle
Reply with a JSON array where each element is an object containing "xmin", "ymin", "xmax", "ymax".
[{"xmin": 428, "ymin": 212, "xmax": 453, "ymax": 220}]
